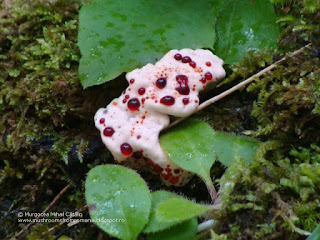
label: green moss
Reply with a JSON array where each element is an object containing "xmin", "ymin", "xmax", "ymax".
[
  {"xmin": 215, "ymin": 144, "xmax": 320, "ymax": 239},
  {"xmin": 0, "ymin": 0, "xmax": 109, "ymax": 238}
]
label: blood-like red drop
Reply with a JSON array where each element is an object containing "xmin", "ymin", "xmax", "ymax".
[
  {"xmin": 156, "ymin": 77, "xmax": 167, "ymax": 89},
  {"xmin": 127, "ymin": 98, "xmax": 140, "ymax": 111},
  {"xmin": 205, "ymin": 72, "xmax": 213, "ymax": 81},
  {"xmin": 174, "ymin": 53, "xmax": 182, "ymax": 60},
  {"xmin": 189, "ymin": 61, "xmax": 196, "ymax": 68},
  {"xmin": 103, "ymin": 127, "xmax": 115, "ymax": 137},
  {"xmin": 182, "ymin": 56, "xmax": 191, "ymax": 63},
  {"xmin": 120, "ymin": 143, "xmax": 133, "ymax": 156},
  {"xmin": 175, "ymin": 75, "xmax": 190, "ymax": 95},
  {"xmin": 160, "ymin": 96, "xmax": 175, "ymax": 106},
  {"xmin": 138, "ymin": 88, "xmax": 145, "ymax": 95}
]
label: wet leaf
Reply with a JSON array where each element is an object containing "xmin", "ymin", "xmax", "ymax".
[
  {"xmin": 160, "ymin": 118, "xmax": 216, "ymax": 184},
  {"xmin": 306, "ymin": 223, "xmax": 320, "ymax": 240},
  {"xmin": 214, "ymin": 0, "xmax": 279, "ymax": 64},
  {"xmin": 147, "ymin": 218, "xmax": 198, "ymax": 240},
  {"xmin": 85, "ymin": 165, "xmax": 151, "ymax": 240},
  {"xmin": 78, "ymin": 0, "xmax": 215, "ymax": 88},
  {"xmin": 213, "ymin": 132, "xmax": 260, "ymax": 167},
  {"xmin": 143, "ymin": 191, "xmax": 183, "ymax": 233},
  {"xmin": 156, "ymin": 198, "xmax": 211, "ymax": 224}
]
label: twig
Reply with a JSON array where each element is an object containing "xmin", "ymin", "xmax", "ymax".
[
  {"xmin": 97, "ymin": 231, "xmax": 104, "ymax": 240},
  {"xmin": 10, "ymin": 184, "xmax": 71, "ymax": 240},
  {"xmin": 167, "ymin": 43, "xmax": 312, "ymax": 129}
]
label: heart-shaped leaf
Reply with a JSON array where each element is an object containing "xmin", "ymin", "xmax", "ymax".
[
  {"xmin": 147, "ymin": 218, "xmax": 198, "ymax": 240},
  {"xmin": 85, "ymin": 165, "xmax": 151, "ymax": 240},
  {"xmin": 156, "ymin": 198, "xmax": 212, "ymax": 225},
  {"xmin": 214, "ymin": 0, "xmax": 280, "ymax": 64},
  {"xmin": 78, "ymin": 0, "xmax": 215, "ymax": 88},
  {"xmin": 213, "ymin": 132, "xmax": 260, "ymax": 167},
  {"xmin": 160, "ymin": 118, "xmax": 216, "ymax": 184},
  {"xmin": 143, "ymin": 191, "xmax": 183, "ymax": 233}
]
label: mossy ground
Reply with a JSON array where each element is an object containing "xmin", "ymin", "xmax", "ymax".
[{"xmin": 0, "ymin": 0, "xmax": 319, "ymax": 239}]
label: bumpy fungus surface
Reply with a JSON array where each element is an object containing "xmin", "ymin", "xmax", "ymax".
[{"xmin": 95, "ymin": 49, "xmax": 225, "ymax": 185}]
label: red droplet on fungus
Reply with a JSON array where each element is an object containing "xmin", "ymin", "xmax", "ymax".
[
  {"xmin": 160, "ymin": 96, "xmax": 175, "ymax": 106},
  {"xmin": 206, "ymin": 62, "xmax": 211, "ymax": 66},
  {"xmin": 138, "ymin": 88, "xmax": 145, "ymax": 95},
  {"xmin": 99, "ymin": 118, "xmax": 105, "ymax": 124},
  {"xmin": 120, "ymin": 143, "xmax": 133, "ymax": 156},
  {"xmin": 156, "ymin": 77, "xmax": 167, "ymax": 89},
  {"xmin": 128, "ymin": 98, "xmax": 140, "ymax": 111},
  {"xmin": 174, "ymin": 169, "xmax": 180, "ymax": 174},
  {"xmin": 200, "ymin": 77, "xmax": 206, "ymax": 83},
  {"xmin": 170, "ymin": 176, "xmax": 179, "ymax": 185},
  {"xmin": 129, "ymin": 79, "xmax": 135, "ymax": 84},
  {"xmin": 189, "ymin": 61, "xmax": 196, "ymax": 68},
  {"xmin": 182, "ymin": 56, "xmax": 191, "ymax": 63},
  {"xmin": 205, "ymin": 72, "xmax": 213, "ymax": 81},
  {"xmin": 174, "ymin": 53, "xmax": 182, "ymax": 60},
  {"xmin": 182, "ymin": 98, "xmax": 189, "ymax": 105},
  {"xmin": 162, "ymin": 173, "xmax": 170, "ymax": 180},
  {"xmin": 103, "ymin": 127, "xmax": 115, "ymax": 137},
  {"xmin": 175, "ymin": 75, "xmax": 190, "ymax": 95}
]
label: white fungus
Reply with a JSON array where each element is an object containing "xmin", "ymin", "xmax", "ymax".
[{"xmin": 94, "ymin": 49, "xmax": 225, "ymax": 186}]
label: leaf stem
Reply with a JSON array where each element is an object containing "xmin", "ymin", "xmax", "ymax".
[
  {"xmin": 167, "ymin": 43, "xmax": 311, "ymax": 129},
  {"xmin": 205, "ymin": 178, "xmax": 218, "ymax": 202}
]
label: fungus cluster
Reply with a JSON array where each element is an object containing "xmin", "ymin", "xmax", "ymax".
[{"xmin": 94, "ymin": 49, "xmax": 225, "ymax": 186}]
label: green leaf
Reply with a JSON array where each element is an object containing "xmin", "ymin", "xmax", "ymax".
[
  {"xmin": 214, "ymin": 0, "xmax": 280, "ymax": 64},
  {"xmin": 78, "ymin": 0, "xmax": 215, "ymax": 88},
  {"xmin": 57, "ymin": 237, "xmax": 72, "ymax": 240},
  {"xmin": 156, "ymin": 198, "xmax": 211, "ymax": 224},
  {"xmin": 143, "ymin": 191, "xmax": 183, "ymax": 233},
  {"xmin": 147, "ymin": 218, "xmax": 198, "ymax": 240},
  {"xmin": 85, "ymin": 165, "xmax": 151, "ymax": 240},
  {"xmin": 213, "ymin": 132, "xmax": 260, "ymax": 167},
  {"xmin": 306, "ymin": 223, "xmax": 320, "ymax": 240},
  {"xmin": 160, "ymin": 118, "xmax": 216, "ymax": 184}
]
